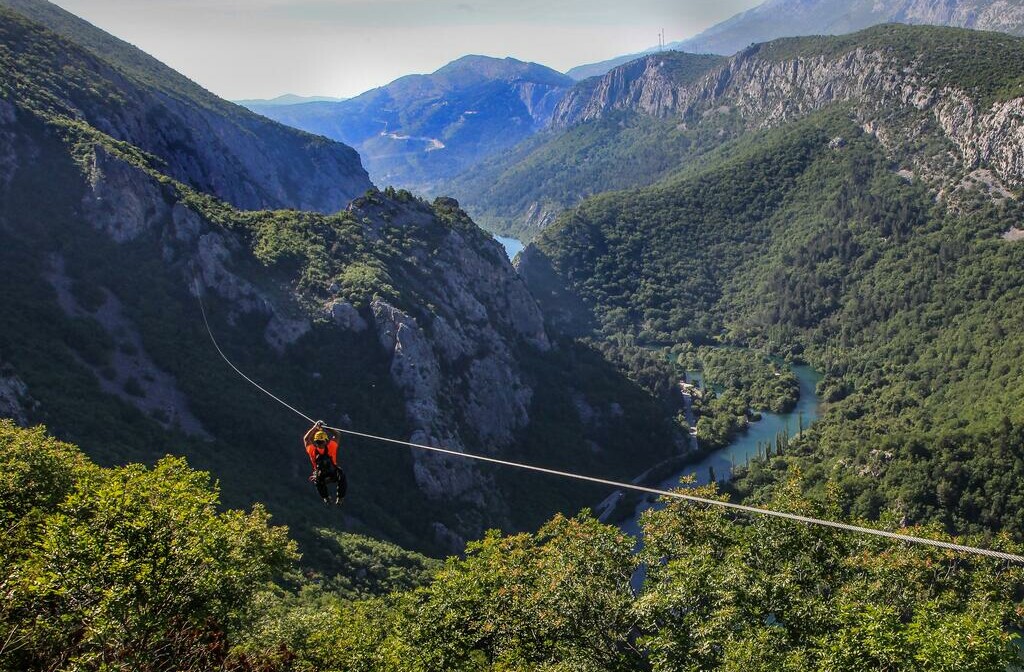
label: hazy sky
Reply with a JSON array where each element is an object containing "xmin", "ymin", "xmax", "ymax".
[{"xmin": 52, "ymin": 0, "xmax": 762, "ymax": 100}]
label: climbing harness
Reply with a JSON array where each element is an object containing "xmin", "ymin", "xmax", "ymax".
[{"xmin": 193, "ymin": 281, "xmax": 1024, "ymax": 565}]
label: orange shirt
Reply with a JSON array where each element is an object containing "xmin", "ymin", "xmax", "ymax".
[{"xmin": 306, "ymin": 439, "xmax": 339, "ymax": 469}]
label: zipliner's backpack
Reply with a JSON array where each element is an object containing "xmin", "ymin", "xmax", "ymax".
[{"xmin": 314, "ymin": 450, "xmax": 337, "ymax": 478}]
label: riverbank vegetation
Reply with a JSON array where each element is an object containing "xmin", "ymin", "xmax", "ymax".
[{"xmin": 669, "ymin": 344, "xmax": 800, "ymax": 450}]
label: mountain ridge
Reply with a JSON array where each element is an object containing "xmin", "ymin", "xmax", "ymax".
[
  {"xmin": 565, "ymin": 0, "xmax": 1024, "ymax": 81},
  {"xmin": 0, "ymin": 0, "xmax": 373, "ymax": 212},
  {"xmin": 675, "ymin": 0, "xmax": 1024, "ymax": 55},
  {"xmin": 0, "ymin": 2, "xmax": 682, "ymax": 554},
  {"xmin": 243, "ymin": 55, "xmax": 574, "ymax": 191},
  {"xmin": 450, "ymin": 24, "xmax": 1024, "ymax": 241}
]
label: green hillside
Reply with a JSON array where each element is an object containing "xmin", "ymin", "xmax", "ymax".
[
  {"xmin": 524, "ymin": 105, "xmax": 1024, "ymax": 539},
  {"xmin": 0, "ymin": 1, "xmax": 372, "ymax": 212},
  {"xmin": 0, "ymin": 0, "xmax": 685, "ymax": 559},
  {"xmin": 751, "ymin": 24, "xmax": 1024, "ymax": 105}
]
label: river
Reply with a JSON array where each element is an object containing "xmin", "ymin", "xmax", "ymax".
[
  {"xmin": 620, "ymin": 363, "xmax": 822, "ymax": 537},
  {"xmin": 495, "ymin": 235, "xmax": 524, "ymax": 260}
]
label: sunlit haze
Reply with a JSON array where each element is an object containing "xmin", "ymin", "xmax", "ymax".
[{"xmin": 51, "ymin": 0, "xmax": 762, "ymax": 99}]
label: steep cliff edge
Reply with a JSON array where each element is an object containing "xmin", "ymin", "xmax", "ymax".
[
  {"xmin": 552, "ymin": 52, "xmax": 725, "ymax": 128},
  {"xmin": 556, "ymin": 25, "xmax": 1024, "ymax": 197},
  {"xmin": 0, "ymin": 0, "xmax": 372, "ymax": 212}
]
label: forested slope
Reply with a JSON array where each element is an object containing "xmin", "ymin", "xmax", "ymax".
[
  {"xmin": 446, "ymin": 52, "xmax": 729, "ymax": 240},
  {"xmin": 452, "ymin": 25, "xmax": 1024, "ymax": 241},
  {"xmin": 0, "ymin": 0, "xmax": 372, "ymax": 211},
  {"xmin": 521, "ymin": 101, "xmax": 1024, "ymax": 539},
  {"xmin": 4, "ymin": 421, "xmax": 1020, "ymax": 670}
]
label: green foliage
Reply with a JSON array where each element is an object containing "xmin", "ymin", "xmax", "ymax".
[
  {"xmin": 237, "ymin": 477, "xmax": 1024, "ymax": 671},
  {"xmin": 238, "ymin": 512, "xmax": 641, "ymax": 671},
  {"xmin": 449, "ymin": 109, "xmax": 742, "ymax": 241},
  {"xmin": 299, "ymin": 528, "xmax": 441, "ymax": 598},
  {"xmin": 0, "ymin": 420, "xmax": 297, "ymax": 671},
  {"xmin": 696, "ymin": 347, "xmax": 799, "ymax": 414},
  {"xmin": 4, "ymin": 425, "xmax": 1022, "ymax": 670},
  {"xmin": 528, "ymin": 105, "xmax": 1024, "ymax": 539}
]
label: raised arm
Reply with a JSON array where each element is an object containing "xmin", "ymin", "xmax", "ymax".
[{"xmin": 302, "ymin": 422, "xmax": 319, "ymax": 447}]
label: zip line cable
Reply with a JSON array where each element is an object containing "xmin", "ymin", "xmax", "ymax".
[{"xmin": 193, "ymin": 283, "xmax": 1024, "ymax": 564}]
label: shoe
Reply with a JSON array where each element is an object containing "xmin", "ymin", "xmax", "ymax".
[
  {"xmin": 335, "ymin": 496, "xmax": 345, "ymax": 506},
  {"xmin": 322, "ymin": 497, "xmax": 330, "ymax": 506}
]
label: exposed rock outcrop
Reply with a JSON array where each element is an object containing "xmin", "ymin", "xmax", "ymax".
[
  {"xmin": 552, "ymin": 53, "xmax": 723, "ymax": 128},
  {"xmin": 45, "ymin": 255, "xmax": 209, "ymax": 437},
  {"xmin": 555, "ymin": 29, "xmax": 1024, "ymax": 200},
  {"xmin": 0, "ymin": 362, "xmax": 30, "ymax": 425}
]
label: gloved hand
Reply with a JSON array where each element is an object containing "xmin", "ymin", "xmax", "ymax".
[
  {"xmin": 315, "ymin": 420, "xmax": 324, "ymax": 428},
  {"xmin": 308, "ymin": 472, "xmax": 317, "ymax": 483}
]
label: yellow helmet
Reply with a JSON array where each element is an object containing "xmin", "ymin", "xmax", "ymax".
[{"xmin": 314, "ymin": 430, "xmax": 329, "ymax": 443}]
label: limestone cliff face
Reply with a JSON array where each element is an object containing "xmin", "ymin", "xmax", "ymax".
[
  {"xmin": 2, "ymin": 90, "xmax": 551, "ymax": 546},
  {"xmin": 554, "ymin": 30, "xmax": 1024, "ymax": 197},
  {"xmin": 686, "ymin": 44, "xmax": 1024, "ymax": 193},
  {"xmin": 83, "ymin": 139, "xmax": 551, "ymax": 499},
  {"xmin": 341, "ymin": 197, "xmax": 549, "ymax": 534},
  {"xmin": 552, "ymin": 55, "xmax": 709, "ymax": 128}
]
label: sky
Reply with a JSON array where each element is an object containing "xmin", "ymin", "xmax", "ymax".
[{"xmin": 53, "ymin": 0, "xmax": 762, "ymax": 100}]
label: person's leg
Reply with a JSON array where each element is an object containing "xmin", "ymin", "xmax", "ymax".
[
  {"xmin": 335, "ymin": 468, "xmax": 347, "ymax": 504},
  {"xmin": 315, "ymin": 472, "xmax": 330, "ymax": 503}
]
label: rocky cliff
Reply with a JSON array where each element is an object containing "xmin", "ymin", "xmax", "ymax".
[
  {"xmin": 0, "ymin": 83, "xmax": 541, "ymax": 549},
  {"xmin": 0, "ymin": 9, "xmax": 677, "ymax": 552},
  {"xmin": 552, "ymin": 53, "xmax": 725, "ymax": 128},
  {"xmin": 555, "ymin": 25, "xmax": 1024, "ymax": 199}
]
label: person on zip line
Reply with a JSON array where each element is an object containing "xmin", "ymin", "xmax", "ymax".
[{"xmin": 303, "ymin": 421, "xmax": 347, "ymax": 506}]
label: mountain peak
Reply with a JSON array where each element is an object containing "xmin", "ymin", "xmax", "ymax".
[
  {"xmin": 674, "ymin": 0, "xmax": 1024, "ymax": 55},
  {"xmin": 433, "ymin": 54, "xmax": 573, "ymax": 87}
]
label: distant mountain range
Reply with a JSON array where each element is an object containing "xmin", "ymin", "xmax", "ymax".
[
  {"xmin": 674, "ymin": 0, "xmax": 1024, "ymax": 55},
  {"xmin": 234, "ymin": 94, "xmax": 347, "ymax": 107},
  {"xmin": 567, "ymin": 0, "xmax": 1024, "ymax": 80},
  {"xmin": 241, "ymin": 56, "xmax": 573, "ymax": 191}
]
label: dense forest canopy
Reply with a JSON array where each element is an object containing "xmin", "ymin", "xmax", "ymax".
[
  {"xmin": 526, "ymin": 103, "xmax": 1024, "ymax": 540},
  {"xmin": 3, "ymin": 421, "xmax": 1020, "ymax": 670}
]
